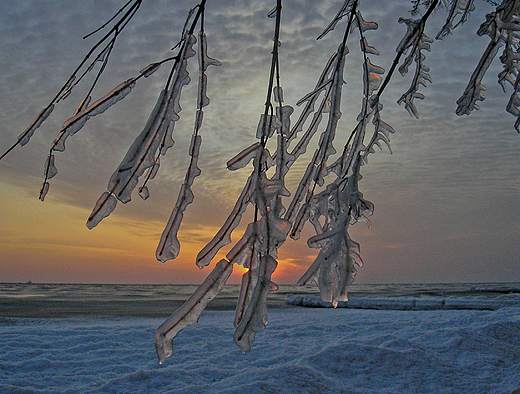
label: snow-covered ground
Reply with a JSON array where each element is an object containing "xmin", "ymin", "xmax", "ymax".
[{"xmin": 1, "ymin": 307, "xmax": 519, "ymax": 394}]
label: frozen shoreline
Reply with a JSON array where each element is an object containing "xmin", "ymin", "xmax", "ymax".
[{"xmin": 2, "ymin": 307, "xmax": 519, "ymax": 393}]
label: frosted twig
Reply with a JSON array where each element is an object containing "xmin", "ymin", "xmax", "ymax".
[
  {"xmin": 157, "ymin": 6, "xmax": 221, "ymax": 262},
  {"xmin": 0, "ymin": 0, "xmax": 142, "ymax": 161}
]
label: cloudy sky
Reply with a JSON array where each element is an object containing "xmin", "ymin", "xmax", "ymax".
[{"xmin": 0, "ymin": 0, "xmax": 518, "ymax": 285}]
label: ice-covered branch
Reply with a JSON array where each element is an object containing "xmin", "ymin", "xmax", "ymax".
[
  {"xmin": 456, "ymin": 0, "xmax": 520, "ymax": 131},
  {"xmin": 0, "ymin": 0, "xmax": 143, "ymax": 161},
  {"xmin": 157, "ymin": 0, "xmax": 290, "ymax": 360},
  {"xmin": 156, "ymin": 21, "xmax": 221, "ymax": 262},
  {"xmin": 297, "ymin": 154, "xmax": 367, "ymax": 306},
  {"xmin": 87, "ymin": 32, "xmax": 197, "ymax": 228},
  {"xmin": 436, "ymin": 0, "xmax": 476, "ymax": 39},
  {"xmin": 396, "ymin": 17, "xmax": 434, "ymax": 118}
]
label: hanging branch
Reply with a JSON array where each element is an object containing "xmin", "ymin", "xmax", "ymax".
[
  {"xmin": 86, "ymin": 2, "xmax": 210, "ymax": 229},
  {"xmin": 286, "ymin": 1, "xmax": 358, "ymax": 240},
  {"xmin": 0, "ymin": 0, "xmax": 143, "ymax": 162},
  {"xmin": 436, "ymin": 0, "xmax": 476, "ymax": 39},
  {"xmin": 456, "ymin": 0, "xmax": 520, "ymax": 131},
  {"xmin": 395, "ymin": 17, "xmax": 434, "ymax": 118},
  {"xmin": 155, "ymin": 0, "xmax": 292, "ymax": 362},
  {"xmin": 156, "ymin": 2, "xmax": 221, "ymax": 262}
]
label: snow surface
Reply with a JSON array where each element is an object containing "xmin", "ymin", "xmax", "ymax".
[{"xmin": 1, "ymin": 307, "xmax": 520, "ymax": 394}]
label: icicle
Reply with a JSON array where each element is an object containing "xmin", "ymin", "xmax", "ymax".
[
  {"xmin": 360, "ymin": 37, "xmax": 379, "ymax": 55},
  {"xmin": 44, "ymin": 154, "xmax": 58, "ymax": 180},
  {"xmin": 86, "ymin": 192, "xmax": 118, "ymax": 229},
  {"xmin": 352, "ymin": 11, "xmax": 378, "ymax": 33},
  {"xmin": 138, "ymin": 185, "xmax": 150, "ymax": 200},
  {"xmin": 198, "ymin": 31, "xmax": 221, "ymax": 72},
  {"xmin": 227, "ymin": 143, "xmax": 262, "ymax": 171},
  {"xmin": 363, "ymin": 58, "xmax": 384, "ymax": 96}
]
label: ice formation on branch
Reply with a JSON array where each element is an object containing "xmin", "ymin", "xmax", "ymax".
[
  {"xmin": 396, "ymin": 17, "xmax": 434, "ymax": 118},
  {"xmin": 156, "ymin": 0, "xmax": 292, "ymax": 361},
  {"xmin": 156, "ymin": 28, "xmax": 221, "ymax": 262},
  {"xmin": 454, "ymin": 0, "xmax": 520, "ymax": 131},
  {"xmin": 437, "ymin": 0, "xmax": 476, "ymax": 39},
  {"xmin": 86, "ymin": 35, "xmax": 196, "ymax": 227},
  {"xmin": 1, "ymin": 0, "xmax": 143, "ymax": 164},
  {"xmin": 87, "ymin": 2, "xmax": 220, "ymax": 230}
]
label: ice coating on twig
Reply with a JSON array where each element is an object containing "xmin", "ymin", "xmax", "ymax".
[
  {"xmin": 154, "ymin": 259, "xmax": 233, "ymax": 364},
  {"xmin": 286, "ymin": 41, "xmax": 347, "ymax": 227},
  {"xmin": 140, "ymin": 62, "xmax": 161, "ymax": 78},
  {"xmin": 86, "ymin": 192, "xmax": 118, "ymax": 229},
  {"xmin": 18, "ymin": 105, "xmax": 55, "ymax": 147},
  {"xmin": 317, "ymin": 0, "xmax": 353, "ymax": 40},
  {"xmin": 396, "ymin": 17, "xmax": 433, "ymax": 118},
  {"xmin": 288, "ymin": 5, "xmax": 387, "ymax": 307},
  {"xmin": 456, "ymin": 0, "xmax": 520, "ymax": 130},
  {"xmin": 229, "ymin": 148, "xmax": 291, "ymax": 353},
  {"xmin": 54, "ymin": 78, "xmax": 137, "ymax": 152},
  {"xmin": 0, "ymin": 0, "xmax": 145, "ymax": 163},
  {"xmin": 156, "ymin": 26, "xmax": 220, "ymax": 262},
  {"xmin": 196, "ymin": 1, "xmax": 291, "ymax": 355},
  {"xmin": 256, "ymin": 114, "xmax": 282, "ymax": 139},
  {"xmin": 44, "ymin": 155, "xmax": 58, "ymax": 180},
  {"xmin": 227, "ymin": 143, "xmax": 262, "ymax": 171},
  {"xmin": 234, "ymin": 254, "xmax": 278, "ymax": 353},
  {"xmin": 88, "ymin": 34, "xmax": 197, "ymax": 228},
  {"xmin": 198, "ymin": 31, "xmax": 222, "ymax": 72},
  {"xmin": 297, "ymin": 154, "xmax": 369, "ymax": 306},
  {"xmin": 196, "ymin": 176, "xmax": 254, "ymax": 268},
  {"xmin": 456, "ymin": 42, "xmax": 496, "ymax": 115},
  {"xmin": 39, "ymin": 182, "xmax": 50, "ymax": 202},
  {"xmin": 436, "ymin": 0, "xmax": 475, "ymax": 40},
  {"xmin": 41, "ymin": 76, "xmax": 137, "ymax": 201},
  {"xmin": 156, "ymin": 135, "xmax": 202, "ymax": 262},
  {"xmin": 288, "ymin": 53, "xmax": 336, "ymax": 144},
  {"xmin": 364, "ymin": 105, "xmax": 395, "ymax": 159}
]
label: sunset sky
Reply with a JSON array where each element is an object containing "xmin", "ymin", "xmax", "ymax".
[{"xmin": 0, "ymin": 0, "xmax": 519, "ymax": 285}]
